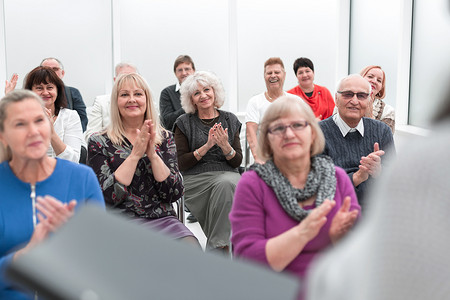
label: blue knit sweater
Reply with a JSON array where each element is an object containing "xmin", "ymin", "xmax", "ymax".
[
  {"xmin": 0, "ymin": 158, "xmax": 105, "ymax": 299},
  {"xmin": 319, "ymin": 117, "xmax": 395, "ymax": 209}
]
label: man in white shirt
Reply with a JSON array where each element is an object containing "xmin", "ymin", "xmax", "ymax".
[
  {"xmin": 246, "ymin": 57, "xmax": 303, "ymax": 164},
  {"xmin": 84, "ymin": 62, "xmax": 138, "ymax": 141}
]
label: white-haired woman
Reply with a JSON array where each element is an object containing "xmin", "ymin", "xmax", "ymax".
[
  {"xmin": 230, "ymin": 95, "xmax": 360, "ymax": 299},
  {"xmin": 87, "ymin": 73, "xmax": 198, "ymax": 245},
  {"xmin": 174, "ymin": 71, "xmax": 242, "ymax": 253}
]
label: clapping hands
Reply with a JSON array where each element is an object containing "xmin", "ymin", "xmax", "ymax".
[
  {"xmin": 132, "ymin": 120, "xmax": 157, "ymax": 159},
  {"xmin": 211, "ymin": 123, "xmax": 229, "ymax": 149},
  {"xmin": 329, "ymin": 196, "xmax": 358, "ymax": 244},
  {"xmin": 14, "ymin": 196, "xmax": 77, "ymax": 260},
  {"xmin": 359, "ymin": 142, "xmax": 385, "ymax": 179}
]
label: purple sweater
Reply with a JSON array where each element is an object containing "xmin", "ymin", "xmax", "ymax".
[{"xmin": 230, "ymin": 166, "xmax": 360, "ymax": 280}]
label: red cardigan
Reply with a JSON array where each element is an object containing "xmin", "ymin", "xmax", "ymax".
[{"xmin": 287, "ymin": 84, "xmax": 335, "ymax": 120}]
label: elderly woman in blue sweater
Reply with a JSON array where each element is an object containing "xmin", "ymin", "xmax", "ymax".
[
  {"xmin": 174, "ymin": 71, "xmax": 242, "ymax": 253},
  {"xmin": 0, "ymin": 90, "xmax": 104, "ymax": 299}
]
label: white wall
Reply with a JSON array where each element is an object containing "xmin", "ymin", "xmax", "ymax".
[
  {"xmin": 349, "ymin": 0, "xmax": 405, "ymax": 111},
  {"xmin": 408, "ymin": 0, "xmax": 450, "ymax": 128},
  {"xmin": 117, "ymin": 0, "xmax": 230, "ymax": 110},
  {"xmin": 0, "ymin": 0, "xmax": 7, "ymax": 94},
  {"xmin": 2, "ymin": 0, "xmax": 112, "ymax": 105}
]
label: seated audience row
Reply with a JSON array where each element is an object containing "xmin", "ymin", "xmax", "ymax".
[{"xmin": 0, "ymin": 54, "xmax": 398, "ymax": 299}]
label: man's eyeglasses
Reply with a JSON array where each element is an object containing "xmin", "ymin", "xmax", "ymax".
[
  {"xmin": 337, "ymin": 91, "xmax": 369, "ymax": 101},
  {"xmin": 267, "ymin": 121, "xmax": 309, "ymax": 136}
]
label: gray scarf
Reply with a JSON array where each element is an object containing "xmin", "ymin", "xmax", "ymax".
[{"xmin": 250, "ymin": 155, "xmax": 336, "ymax": 222}]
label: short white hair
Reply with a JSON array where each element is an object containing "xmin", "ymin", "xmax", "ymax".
[
  {"xmin": 180, "ymin": 71, "xmax": 226, "ymax": 114},
  {"xmin": 336, "ymin": 73, "xmax": 372, "ymax": 95}
]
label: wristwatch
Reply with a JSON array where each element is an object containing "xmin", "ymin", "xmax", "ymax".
[{"xmin": 225, "ymin": 148, "xmax": 235, "ymax": 157}]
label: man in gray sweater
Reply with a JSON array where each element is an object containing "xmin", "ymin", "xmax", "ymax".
[{"xmin": 319, "ymin": 74, "xmax": 395, "ymax": 210}]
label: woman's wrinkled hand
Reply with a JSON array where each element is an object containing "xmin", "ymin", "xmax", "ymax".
[
  {"xmin": 329, "ymin": 196, "xmax": 358, "ymax": 244},
  {"xmin": 14, "ymin": 196, "xmax": 77, "ymax": 260},
  {"xmin": 297, "ymin": 199, "xmax": 335, "ymax": 242},
  {"xmin": 212, "ymin": 122, "xmax": 230, "ymax": 150}
]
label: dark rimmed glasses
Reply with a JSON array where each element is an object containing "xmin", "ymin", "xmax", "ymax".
[
  {"xmin": 337, "ymin": 90, "xmax": 369, "ymax": 101},
  {"xmin": 267, "ymin": 121, "xmax": 309, "ymax": 136}
]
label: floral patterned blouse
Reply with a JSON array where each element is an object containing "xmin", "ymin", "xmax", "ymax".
[{"xmin": 87, "ymin": 131, "xmax": 183, "ymax": 219}]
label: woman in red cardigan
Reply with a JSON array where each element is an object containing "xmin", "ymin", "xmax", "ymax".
[{"xmin": 287, "ymin": 57, "xmax": 335, "ymax": 120}]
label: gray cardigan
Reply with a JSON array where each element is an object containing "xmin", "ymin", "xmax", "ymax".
[{"xmin": 175, "ymin": 110, "xmax": 241, "ymax": 175}]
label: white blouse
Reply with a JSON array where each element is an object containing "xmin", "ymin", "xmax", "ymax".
[{"xmin": 47, "ymin": 108, "xmax": 85, "ymax": 163}]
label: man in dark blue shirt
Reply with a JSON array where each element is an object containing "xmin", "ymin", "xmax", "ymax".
[{"xmin": 41, "ymin": 57, "xmax": 88, "ymax": 131}]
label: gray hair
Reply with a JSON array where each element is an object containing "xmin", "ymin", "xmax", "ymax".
[
  {"xmin": 115, "ymin": 62, "xmax": 138, "ymax": 77},
  {"xmin": 40, "ymin": 57, "xmax": 64, "ymax": 70},
  {"xmin": 180, "ymin": 71, "xmax": 225, "ymax": 114},
  {"xmin": 336, "ymin": 73, "xmax": 372, "ymax": 95}
]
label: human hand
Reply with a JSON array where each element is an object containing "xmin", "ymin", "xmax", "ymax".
[
  {"xmin": 296, "ymin": 199, "xmax": 335, "ymax": 243},
  {"xmin": 359, "ymin": 142, "xmax": 385, "ymax": 178},
  {"xmin": 44, "ymin": 108, "xmax": 57, "ymax": 135},
  {"xmin": 212, "ymin": 123, "xmax": 230, "ymax": 150},
  {"xmin": 131, "ymin": 120, "xmax": 151, "ymax": 159},
  {"xmin": 329, "ymin": 196, "xmax": 358, "ymax": 244},
  {"xmin": 35, "ymin": 196, "xmax": 76, "ymax": 233},
  {"xmin": 145, "ymin": 120, "xmax": 158, "ymax": 159},
  {"xmin": 5, "ymin": 73, "xmax": 18, "ymax": 94},
  {"xmin": 14, "ymin": 196, "xmax": 77, "ymax": 260},
  {"xmin": 44, "ymin": 108, "xmax": 53, "ymax": 119},
  {"xmin": 255, "ymin": 158, "xmax": 265, "ymax": 164},
  {"xmin": 206, "ymin": 126, "xmax": 216, "ymax": 149}
]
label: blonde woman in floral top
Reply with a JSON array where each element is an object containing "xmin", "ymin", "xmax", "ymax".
[
  {"xmin": 87, "ymin": 73, "xmax": 198, "ymax": 245},
  {"xmin": 360, "ymin": 65, "xmax": 395, "ymax": 133}
]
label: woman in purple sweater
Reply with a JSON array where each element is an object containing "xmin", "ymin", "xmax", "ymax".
[{"xmin": 230, "ymin": 95, "xmax": 360, "ymax": 297}]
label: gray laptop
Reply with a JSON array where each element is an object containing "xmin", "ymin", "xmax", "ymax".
[{"xmin": 7, "ymin": 205, "xmax": 299, "ymax": 299}]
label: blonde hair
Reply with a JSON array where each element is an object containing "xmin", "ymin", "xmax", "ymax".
[
  {"xmin": 257, "ymin": 95, "xmax": 325, "ymax": 161},
  {"xmin": 0, "ymin": 90, "xmax": 48, "ymax": 162},
  {"xmin": 107, "ymin": 73, "xmax": 165, "ymax": 145},
  {"xmin": 180, "ymin": 71, "xmax": 225, "ymax": 114},
  {"xmin": 360, "ymin": 65, "xmax": 386, "ymax": 99}
]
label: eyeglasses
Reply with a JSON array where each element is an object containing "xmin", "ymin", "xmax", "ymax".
[
  {"xmin": 267, "ymin": 121, "xmax": 309, "ymax": 135},
  {"xmin": 337, "ymin": 91, "xmax": 369, "ymax": 101}
]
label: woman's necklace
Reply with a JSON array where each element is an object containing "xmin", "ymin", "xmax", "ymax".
[{"xmin": 199, "ymin": 110, "xmax": 218, "ymax": 125}]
